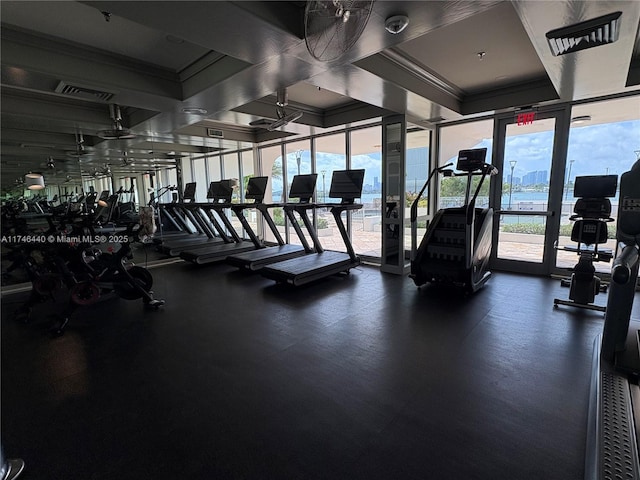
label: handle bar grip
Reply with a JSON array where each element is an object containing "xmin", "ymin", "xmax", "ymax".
[{"xmin": 611, "ymin": 244, "xmax": 639, "ymax": 285}]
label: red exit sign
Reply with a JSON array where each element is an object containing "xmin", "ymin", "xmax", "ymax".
[{"xmin": 516, "ymin": 111, "xmax": 536, "ymax": 125}]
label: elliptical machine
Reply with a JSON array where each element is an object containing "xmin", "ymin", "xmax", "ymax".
[
  {"xmin": 585, "ymin": 160, "xmax": 640, "ymax": 480},
  {"xmin": 410, "ymin": 148, "xmax": 497, "ymax": 293},
  {"xmin": 553, "ymin": 175, "xmax": 618, "ymax": 312}
]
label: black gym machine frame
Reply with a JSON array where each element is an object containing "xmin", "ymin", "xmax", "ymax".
[
  {"xmin": 584, "ymin": 160, "xmax": 640, "ymax": 480},
  {"xmin": 410, "ymin": 148, "xmax": 497, "ymax": 293}
]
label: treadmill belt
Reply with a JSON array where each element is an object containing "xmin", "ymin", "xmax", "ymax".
[
  {"xmin": 227, "ymin": 244, "xmax": 306, "ymax": 270},
  {"xmin": 261, "ymin": 251, "xmax": 358, "ymax": 285},
  {"xmin": 180, "ymin": 241, "xmax": 257, "ymax": 264}
]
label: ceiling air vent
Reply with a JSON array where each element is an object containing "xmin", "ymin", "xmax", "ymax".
[
  {"xmin": 55, "ymin": 81, "xmax": 114, "ymax": 102},
  {"xmin": 546, "ymin": 11, "xmax": 622, "ymax": 56},
  {"xmin": 207, "ymin": 128, "xmax": 224, "ymax": 139}
]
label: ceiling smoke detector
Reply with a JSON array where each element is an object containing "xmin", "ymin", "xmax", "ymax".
[
  {"xmin": 546, "ymin": 11, "xmax": 622, "ymax": 56},
  {"xmin": 385, "ymin": 15, "xmax": 409, "ymax": 34}
]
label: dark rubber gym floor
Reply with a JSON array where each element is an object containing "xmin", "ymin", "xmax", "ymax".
[{"xmin": 2, "ymin": 262, "xmax": 638, "ymax": 480}]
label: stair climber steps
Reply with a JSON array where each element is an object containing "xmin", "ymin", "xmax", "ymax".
[
  {"xmin": 426, "ymin": 241, "xmax": 465, "ymax": 261},
  {"xmin": 439, "ymin": 213, "xmax": 466, "ymax": 230},
  {"xmin": 432, "ymin": 228, "xmax": 465, "ymax": 243}
]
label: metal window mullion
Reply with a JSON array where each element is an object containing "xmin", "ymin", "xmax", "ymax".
[
  {"xmin": 346, "ymin": 129, "xmax": 352, "ymax": 236},
  {"xmin": 280, "ymin": 142, "xmax": 289, "ymax": 244}
]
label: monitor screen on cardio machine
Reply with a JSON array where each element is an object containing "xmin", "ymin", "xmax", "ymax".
[
  {"xmin": 245, "ymin": 176, "xmax": 269, "ymax": 201},
  {"xmin": 329, "ymin": 169, "xmax": 365, "ymax": 204},
  {"xmin": 183, "ymin": 182, "xmax": 197, "ymax": 202},
  {"xmin": 456, "ymin": 148, "xmax": 487, "ymax": 172},
  {"xmin": 207, "ymin": 180, "xmax": 234, "ymax": 203},
  {"xmin": 573, "ymin": 175, "xmax": 618, "ymax": 198},
  {"xmin": 289, "ymin": 174, "xmax": 318, "ymax": 203}
]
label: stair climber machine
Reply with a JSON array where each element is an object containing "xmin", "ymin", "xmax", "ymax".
[
  {"xmin": 410, "ymin": 148, "xmax": 497, "ymax": 293},
  {"xmin": 585, "ymin": 160, "xmax": 640, "ymax": 480}
]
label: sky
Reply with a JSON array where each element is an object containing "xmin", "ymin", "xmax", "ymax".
[{"xmin": 271, "ymin": 119, "xmax": 640, "ymax": 195}]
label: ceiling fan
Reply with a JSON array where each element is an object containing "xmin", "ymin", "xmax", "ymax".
[
  {"xmin": 249, "ymin": 88, "xmax": 303, "ymax": 131},
  {"xmin": 97, "ymin": 104, "xmax": 137, "ymax": 140},
  {"xmin": 120, "ymin": 151, "xmax": 134, "ymax": 167},
  {"xmin": 66, "ymin": 130, "xmax": 94, "ymax": 159},
  {"xmin": 304, "ymin": 0, "xmax": 375, "ymax": 62},
  {"xmin": 87, "ymin": 164, "xmax": 112, "ymax": 178}
]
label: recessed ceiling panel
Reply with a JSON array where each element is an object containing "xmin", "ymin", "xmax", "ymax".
[
  {"xmin": 394, "ymin": 2, "xmax": 547, "ymax": 94},
  {"xmin": 286, "ymin": 83, "xmax": 354, "ymax": 110},
  {"xmin": 0, "ymin": 1, "xmax": 210, "ymax": 71}
]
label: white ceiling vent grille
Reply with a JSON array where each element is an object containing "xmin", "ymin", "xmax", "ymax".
[
  {"xmin": 55, "ymin": 81, "xmax": 115, "ymax": 102},
  {"xmin": 546, "ymin": 11, "xmax": 622, "ymax": 56}
]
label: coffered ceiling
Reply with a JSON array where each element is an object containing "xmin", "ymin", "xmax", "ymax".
[{"xmin": 1, "ymin": 0, "xmax": 639, "ymax": 189}]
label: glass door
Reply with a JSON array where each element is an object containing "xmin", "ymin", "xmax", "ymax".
[{"xmin": 491, "ymin": 109, "xmax": 569, "ymax": 274}]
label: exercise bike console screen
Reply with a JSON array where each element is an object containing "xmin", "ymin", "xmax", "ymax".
[
  {"xmin": 329, "ymin": 169, "xmax": 365, "ymax": 204},
  {"xmin": 245, "ymin": 176, "xmax": 269, "ymax": 201},
  {"xmin": 456, "ymin": 148, "xmax": 487, "ymax": 172},
  {"xmin": 573, "ymin": 175, "xmax": 618, "ymax": 198},
  {"xmin": 289, "ymin": 174, "xmax": 318, "ymax": 203}
]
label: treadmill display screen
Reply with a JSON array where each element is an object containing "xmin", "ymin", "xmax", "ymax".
[
  {"xmin": 245, "ymin": 176, "xmax": 269, "ymax": 201},
  {"xmin": 573, "ymin": 175, "xmax": 618, "ymax": 198},
  {"xmin": 329, "ymin": 169, "xmax": 365, "ymax": 203},
  {"xmin": 207, "ymin": 180, "xmax": 234, "ymax": 202},
  {"xmin": 289, "ymin": 174, "xmax": 318, "ymax": 202},
  {"xmin": 183, "ymin": 182, "xmax": 196, "ymax": 201}
]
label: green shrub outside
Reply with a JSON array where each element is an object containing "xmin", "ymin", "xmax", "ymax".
[
  {"xmin": 272, "ymin": 208, "xmax": 328, "ymax": 229},
  {"xmin": 502, "ymin": 222, "xmax": 616, "ymax": 238}
]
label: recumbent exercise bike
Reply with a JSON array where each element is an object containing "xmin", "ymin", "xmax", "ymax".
[{"xmin": 553, "ymin": 174, "xmax": 618, "ymax": 312}]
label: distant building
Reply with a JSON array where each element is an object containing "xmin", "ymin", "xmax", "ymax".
[
  {"xmin": 536, "ymin": 170, "xmax": 548, "ymax": 184},
  {"xmin": 522, "ymin": 170, "xmax": 549, "ymax": 185}
]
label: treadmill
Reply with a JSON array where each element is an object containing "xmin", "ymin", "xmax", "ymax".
[
  {"xmin": 152, "ymin": 185, "xmax": 191, "ymax": 238},
  {"xmin": 179, "ymin": 180, "xmax": 259, "ymax": 264},
  {"xmin": 156, "ymin": 182, "xmax": 225, "ymax": 255},
  {"xmin": 260, "ymin": 169, "xmax": 365, "ymax": 286},
  {"xmin": 226, "ymin": 175, "xmax": 311, "ymax": 271}
]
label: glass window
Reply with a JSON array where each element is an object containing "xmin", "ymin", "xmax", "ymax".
[
  {"xmin": 405, "ymin": 127, "xmax": 431, "ymax": 257},
  {"xmin": 223, "ymin": 153, "xmax": 240, "ymax": 203},
  {"xmin": 285, "ymin": 140, "xmax": 312, "ymax": 180},
  {"xmin": 241, "ymin": 150, "xmax": 255, "ymax": 201},
  {"xmin": 207, "ymin": 156, "xmax": 222, "ymax": 184},
  {"xmin": 191, "ymin": 158, "xmax": 207, "ymax": 201},
  {"xmin": 438, "ymin": 119, "xmax": 493, "ymax": 209},
  {"xmin": 239, "ymin": 149, "xmax": 261, "ymax": 238},
  {"xmin": 350, "ymin": 126, "xmax": 382, "ymax": 257},
  {"xmin": 284, "ymin": 140, "xmax": 312, "ymax": 246},
  {"xmin": 260, "ymin": 145, "xmax": 285, "ymax": 243},
  {"xmin": 180, "ymin": 157, "xmax": 192, "ymax": 197},
  {"xmin": 556, "ymin": 96, "xmax": 640, "ymax": 273},
  {"xmin": 221, "ymin": 152, "xmax": 243, "ymax": 235},
  {"xmin": 315, "ymin": 133, "xmax": 346, "ymax": 252}
]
